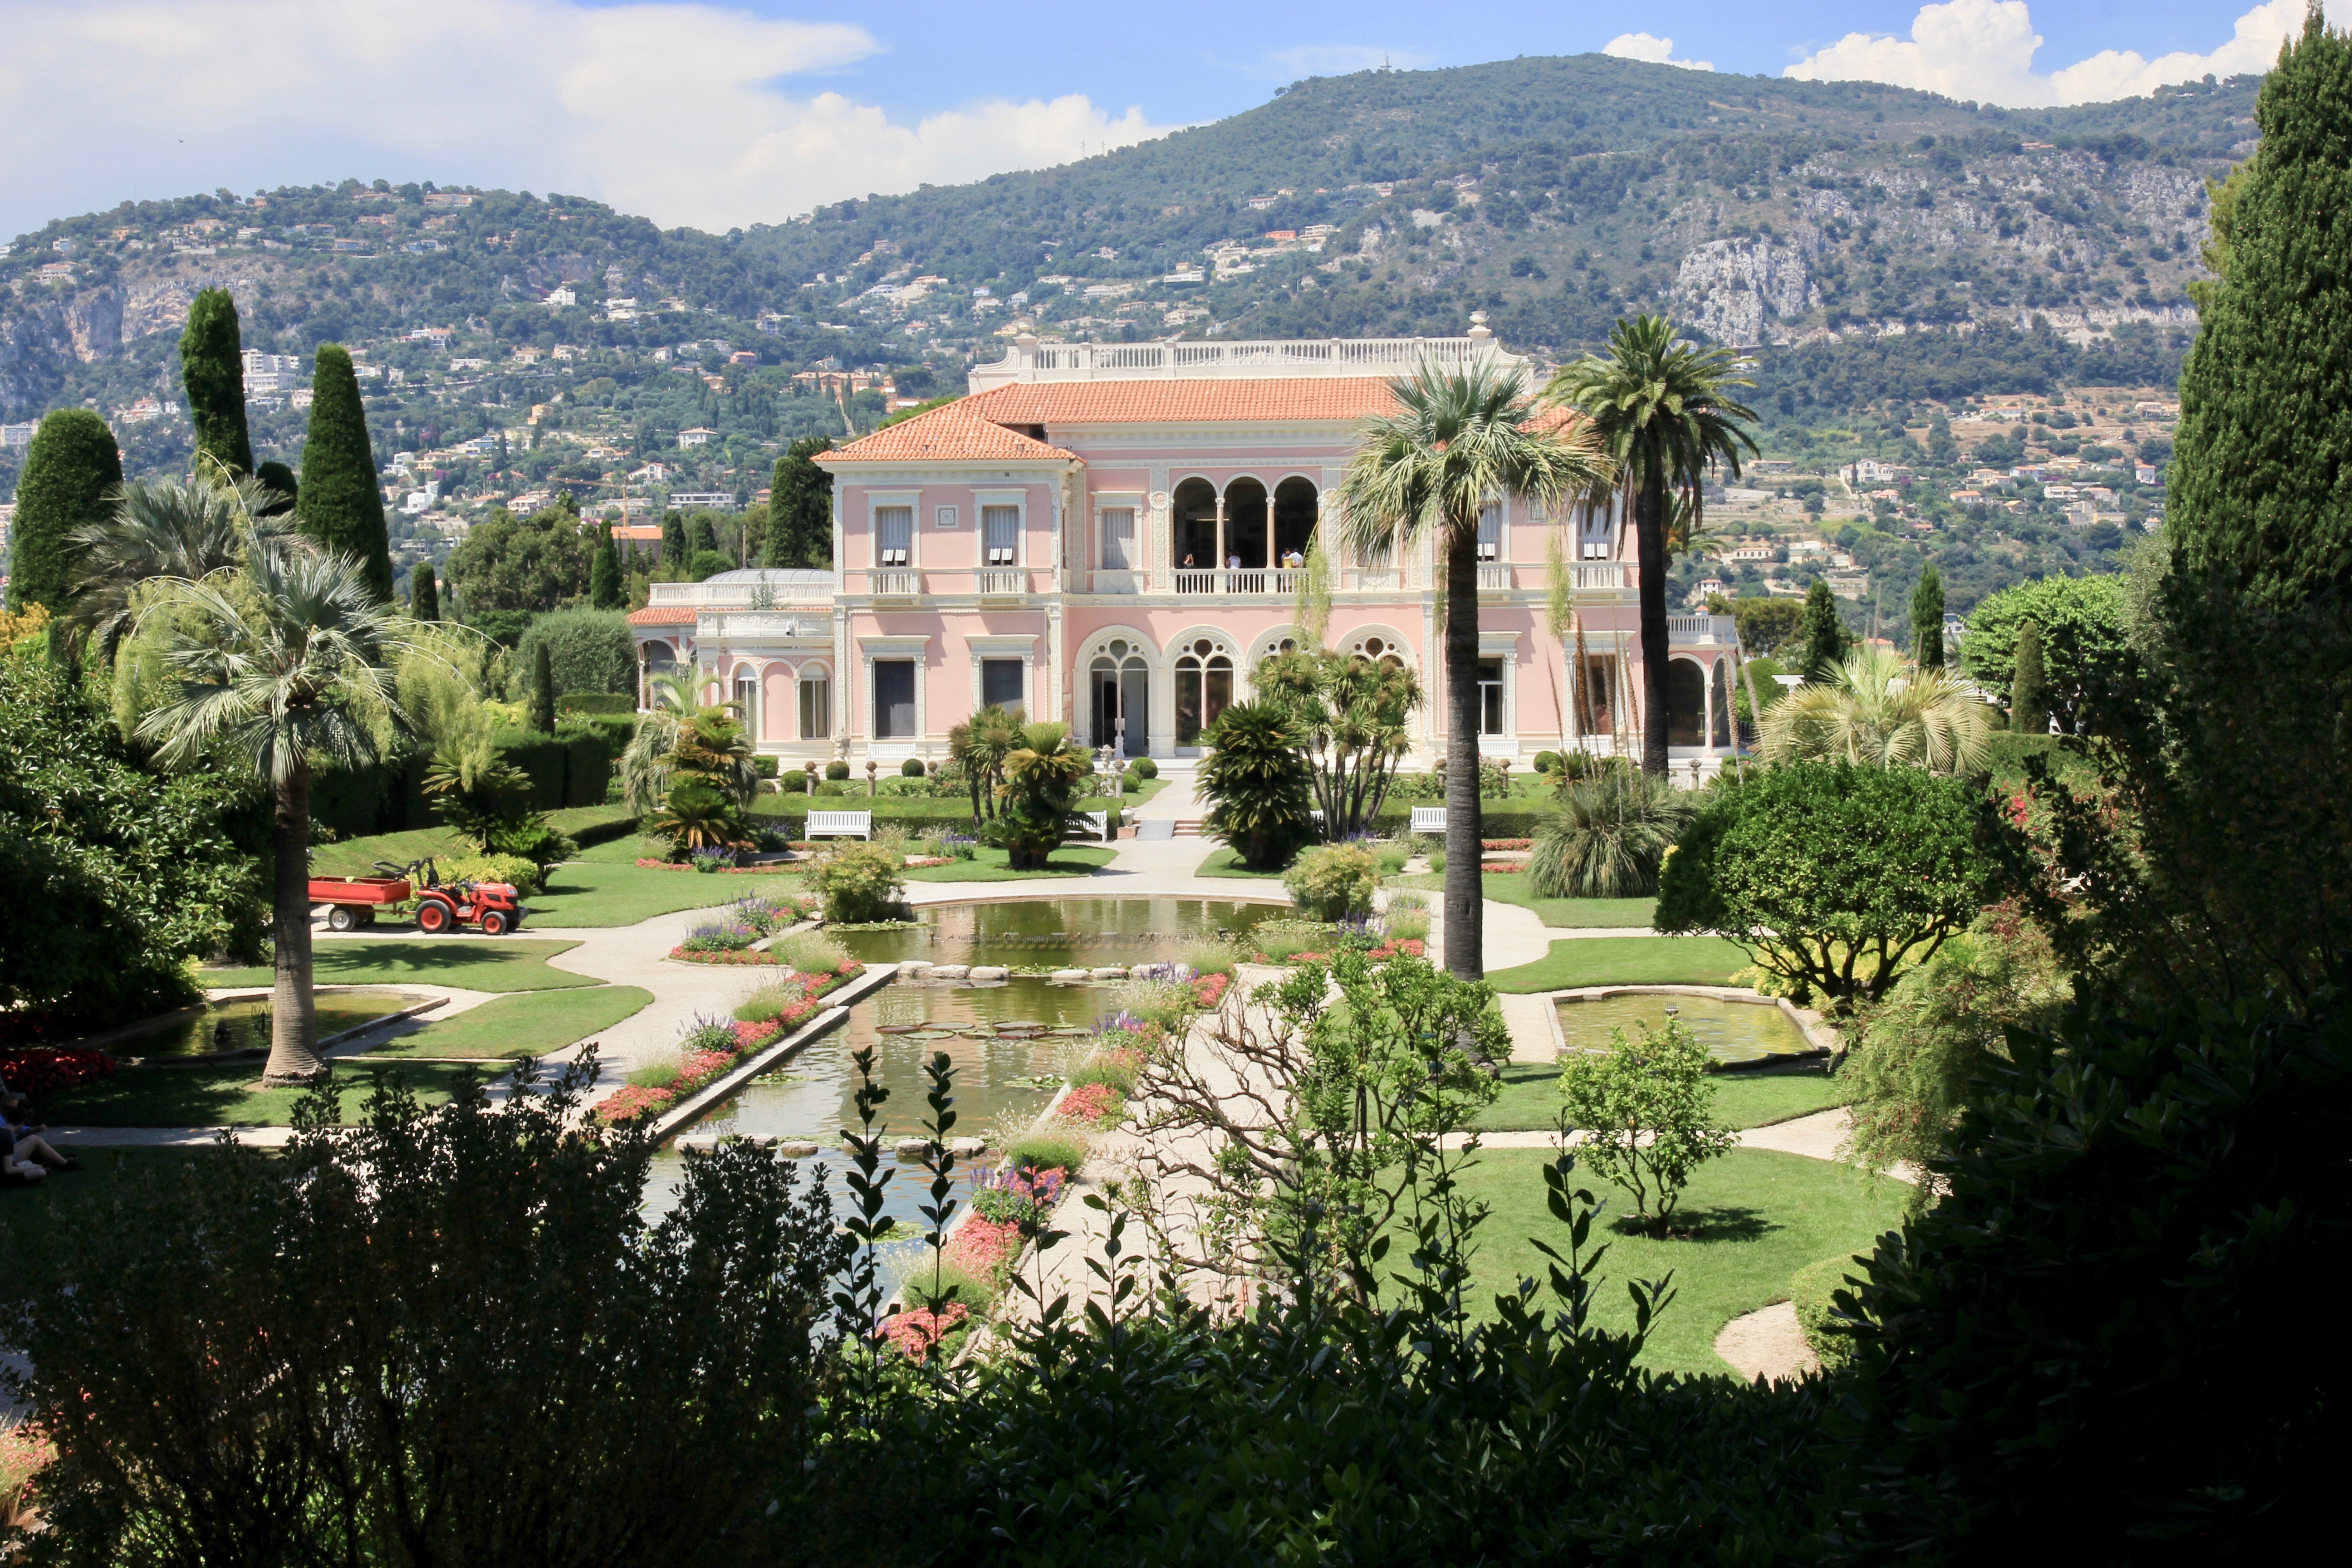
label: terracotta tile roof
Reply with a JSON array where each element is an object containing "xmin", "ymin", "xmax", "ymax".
[
  {"xmin": 627, "ymin": 606, "xmax": 696, "ymax": 626},
  {"xmin": 964, "ymin": 376, "xmax": 1398, "ymax": 426},
  {"xmin": 818, "ymin": 402, "xmax": 1080, "ymax": 466}
]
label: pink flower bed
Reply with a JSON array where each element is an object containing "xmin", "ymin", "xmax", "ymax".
[
  {"xmin": 1480, "ymin": 862, "xmax": 1529, "ymax": 874},
  {"xmin": 944, "ymin": 1215, "xmax": 1025, "ymax": 1275},
  {"xmin": 877, "ymin": 1301, "xmax": 969, "ymax": 1364},
  {"xmin": 1250, "ymin": 939, "xmax": 1426, "ymax": 967},
  {"xmin": 1055, "ymin": 1080, "xmax": 1122, "ymax": 1126},
  {"xmin": 593, "ymin": 966, "xmax": 862, "ymax": 1125},
  {"xmin": 593, "ymin": 1083, "xmax": 676, "ymax": 1124},
  {"xmin": 1192, "ymin": 973, "xmax": 1231, "ymax": 1010},
  {"xmin": 633, "ymin": 858, "xmax": 790, "ymax": 875},
  {"xmin": 0, "ymin": 1045, "xmax": 115, "ymax": 1095},
  {"xmin": 1481, "ymin": 838, "xmax": 1533, "ymax": 851}
]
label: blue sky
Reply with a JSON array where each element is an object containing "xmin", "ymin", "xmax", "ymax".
[{"xmin": 0, "ymin": 1, "xmax": 2323, "ymax": 240}]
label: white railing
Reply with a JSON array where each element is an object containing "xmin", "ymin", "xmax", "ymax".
[
  {"xmin": 1172, "ymin": 568, "xmax": 1302, "ymax": 595},
  {"xmin": 975, "ymin": 568, "xmax": 1028, "ymax": 596},
  {"xmin": 647, "ymin": 578, "xmax": 835, "ymax": 609},
  {"xmin": 1666, "ymin": 614, "xmax": 1740, "ymax": 645},
  {"xmin": 1090, "ymin": 569, "xmax": 1143, "ymax": 594},
  {"xmin": 868, "ymin": 569, "xmax": 923, "ymax": 598},
  {"xmin": 701, "ymin": 612, "xmax": 829, "ymax": 639},
  {"xmin": 1346, "ymin": 568, "xmax": 1401, "ymax": 592},
  {"xmin": 1477, "ymin": 564, "xmax": 1512, "ymax": 590},
  {"xmin": 1573, "ymin": 563, "xmax": 1636, "ymax": 591},
  {"xmin": 970, "ymin": 335, "xmax": 1525, "ymax": 388}
]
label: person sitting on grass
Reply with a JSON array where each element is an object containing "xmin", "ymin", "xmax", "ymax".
[{"xmin": 0, "ymin": 1103, "xmax": 77, "ymax": 1180}]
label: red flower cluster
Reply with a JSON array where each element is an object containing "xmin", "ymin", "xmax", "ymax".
[
  {"xmin": 668, "ymin": 946, "xmax": 784, "ymax": 966},
  {"xmin": 945, "ymin": 1215, "xmax": 1025, "ymax": 1274},
  {"xmin": 1191, "ymin": 973, "xmax": 1231, "ymax": 1010},
  {"xmin": 593, "ymin": 967, "xmax": 864, "ymax": 1125},
  {"xmin": 1364, "ymin": 938, "xmax": 1426, "ymax": 962},
  {"xmin": 1056, "ymin": 1080, "xmax": 1122, "ymax": 1126},
  {"xmin": 1480, "ymin": 862, "xmax": 1529, "ymax": 874},
  {"xmin": 1481, "ymin": 838, "xmax": 1533, "ymax": 851},
  {"xmin": 877, "ymin": 1301, "xmax": 970, "ymax": 1364},
  {"xmin": 0, "ymin": 1046, "xmax": 116, "ymax": 1096},
  {"xmin": 592, "ymin": 1083, "xmax": 676, "ymax": 1124}
]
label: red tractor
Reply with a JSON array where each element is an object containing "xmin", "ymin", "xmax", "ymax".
[{"xmin": 376, "ymin": 858, "xmax": 527, "ymax": 936}]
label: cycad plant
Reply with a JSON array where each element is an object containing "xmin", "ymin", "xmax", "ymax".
[
  {"xmin": 1759, "ymin": 644, "xmax": 1994, "ymax": 774},
  {"xmin": 1339, "ymin": 357, "xmax": 1614, "ymax": 978},
  {"xmin": 134, "ymin": 537, "xmax": 420, "ymax": 1083},
  {"xmin": 992, "ymin": 721, "xmax": 1091, "ymax": 869},
  {"xmin": 947, "ymin": 702, "xmax": 1024, "ymax": 821},
  {"xmin": 1545, "ymin": 317, "xmax": 1760, "ymax": 780},
  {"xmin": 1197, "ymin": 701, "xmax": 1317, "ymax": 871},
  {"xmin": 1526, "ymin": 769, "xmax": 1695, "ymax": 899}
]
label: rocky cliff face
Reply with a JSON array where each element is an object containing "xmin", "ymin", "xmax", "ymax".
[{"xmin": 1671, "ymin": 240, "xmax": 1821, "ymax": 347}]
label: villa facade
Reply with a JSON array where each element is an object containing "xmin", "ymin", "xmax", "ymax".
[{"xmin": 627, "ymin": 319, "xmax": 1747, "ymax": 772}]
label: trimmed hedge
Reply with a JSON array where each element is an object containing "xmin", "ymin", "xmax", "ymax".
[
  {"xmin": 1788, "ymin": 1255, "xmax": 1867, "ymax": 1373},
  {"xmin": 558, "ymin": 692, "xmax": 634, "ymax": 716},
  {"xmin": 1368, "ymin": 807, "xmax": 1553, "ymax": 839},
  {"xmin": 311, "ymin": 727, "xmax": 616, "ymax": 838}
]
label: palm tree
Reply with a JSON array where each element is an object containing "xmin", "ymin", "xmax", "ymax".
[
  {"xmin": 63, "ymin": 475, "xmax": 295, "ymax": 660},
  {"xmin": 1525, "ymin": 770, "xmax": 1694, "ymax": 898},
  {"xmin": 1338, "ymin": 357, "xmax": 1614, "ymax": 980},
  {"xmin": 947, "ymin": 702, "xmax": 1024, "ymax": 822},
  {"xmin": 1758, "ymin": 644, "xmax": 1995, "ymax": 774},
  {"xmin": 993, "ymin": 721, "xmax": 1091, "ymax": 869},
  {"xmin": 619, "ymin": 668, "xmax": 702, "ymax": 813},
  {"xmin": 1544, "ymin": 317, "xmax": 1759, "ymax": 779},
  {"xmin": 136, "ymin": 538, "xmax": 419, "ymax": 1084}
]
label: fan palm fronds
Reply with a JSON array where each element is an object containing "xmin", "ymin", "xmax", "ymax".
[{"xmin": 1759, "ymin": 644, "xmax": 1995, "ymax": 774}]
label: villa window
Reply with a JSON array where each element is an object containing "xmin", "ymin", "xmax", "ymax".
[
  {"xmin": 980, "ymin": 657, "xmax": 1023, "ymax": 711},
  {"xmin": 982, "ymin": 505, "xmax": 1019, "ymax": 567},
  {"xmin": 733, "ymin": 674, "xmax": 758, "ymax": 742},
  {"xmin": 1476, "ymin": 503, "xmax": 1502, "ymax": 562},
  {"xmin": 1174, "ymin": 638, "xmax": 1234, "ymax": 745},
  {"xmin": 1099, "ymin": 507, "xmax": 1134, "ymax": 570},
  {"xmin": 1477, "ymin": 657, "xmax": 1505, "ymax": 735},
  {"xmin": 873, "ymin": 660, "xmax": 915, "ymax": 739},
  {"xmin": 798, "ymin": 672, "xmax": 830, "ymax": 739},
  {"xmin": 876, "ymin": 506, "xmax": 913, "ymax": 568}
]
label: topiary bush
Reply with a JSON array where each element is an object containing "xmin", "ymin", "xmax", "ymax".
[
  {"xmin": 900, "ymin": 757, "xmax": 926, "ymax": 777},
  {"xmin": 825, "ymin": 761, "xmax": 851, "ymax": 781},
  {"xmin": 1532, "ymin": 750, "xmax": 1561, "ymax": 775},
  {"xmin": 1198, "ymin": 701, "xmax": 1315, "ymax": 871},
  {"xmin": 1284, "ymin": 843, "xmax": 1382, "ymax": 921},
  {"xmin": 515, "ymin": 608, "xmax": 637, "ymax": 699},
  {"xmin": 809, "ymin": 842, "xmax": 906, "ymax": 922},
  {"xmin": 1127, "ymin": 756, "xmax": 1158, "ymax": 780},
  {"xmin": 1787, "ymin": 1255, "xmax": 1867, "ymax": 1373}
]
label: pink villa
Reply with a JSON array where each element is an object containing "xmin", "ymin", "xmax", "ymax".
[{"xmin": 627, "ymin": 319, "xmax": 1746, "ymax": 773}]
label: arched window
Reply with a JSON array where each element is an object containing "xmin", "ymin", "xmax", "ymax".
[
  {"xmin": 1666, "ymin": 659, "xmax": 1707, "ymax": 747},
  {"xmin": 797, "ymin": 663, "xmax": 831, "ymax": 740},
  {"xmin": 1347, "ymin": 632, "xmax": 1409, "ymax": 672},
  {"xmin": 1174, "ymin": 636, "xmax": 1235, "ymax": 745},
  {"xmin": 1088, "ymin": 639, "xmax": 1148, "ymax": 756},
  {"xmin": 732, "ymin": 667, "xmax": 758, "ymax": 740}
]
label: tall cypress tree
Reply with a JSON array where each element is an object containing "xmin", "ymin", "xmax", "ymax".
[
  {"xmin": 661, "ymin": 510, "xmax": 687, "ymax": 565},
  {"xmin": 179, "ymin": 288, "xmax": 253, "ymax": 478},
  {"xmin": 2010, "ymin": 620, "xmax": 2048, "ymax": 735},
  {"xmin": 1912, "ymin": 564, "xmax": 1946, "ymax": 668},
  {"xmin": 296, "ymin": 345, "xmax": 394, "ymax": 600},
  {"xmin": 588, "ymin": 524, "xmax": 622, "ymax": 610},
  {"xmin": 6, "ymin": 409, "xmax": 122, "ymax": 612},
  {"xmin": 766, "ymin": 435, "xmax": 834, "ymax": 568},
  {"xmin": 410, "ymin": 562, "xmax": 440, "ymax": 621},
  {"xmin": 687, "ymin": 513, "xmax": 717, "ymax": 557},
  {"xmin": 1800, "ymin": 578, "xmax": 1847, "ymax": 681},
  {"xmin": 2171, "ymin": 10, "xmax": 2352, "ymax": 608},
  {"xmin": 529, "ymin": 641, "xmax": 556, "ymax": 734}
]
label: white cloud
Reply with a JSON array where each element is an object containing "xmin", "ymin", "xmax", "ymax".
[
  {"xmin": 1784, "ymin": 0, "xmax": 2339, "ymax": 107},
  {"xmin": 1604, "ymin": 33, "xmax": 1715, "ymax": 72},
  {"xmin": 0, "ymin": 0, "xmax": 1179, "ymax": 238}
]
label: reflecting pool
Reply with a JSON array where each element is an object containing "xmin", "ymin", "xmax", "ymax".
[
  {"xmin": 114, "ymin": 989, "xmax": 422, "ymax": 1058},
  {"xmin": 1553, "ymin": 992, "xmax": 1814, "ymax": 1068},
  {"xmin": 829, "ymin": 896, "xmax": 1288, "ymax": 969}
]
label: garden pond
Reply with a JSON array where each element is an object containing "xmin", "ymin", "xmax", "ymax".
[
  {"xmin": 111, "ymin": 990, "xmax": 423, "ymax": 1058},
  {"xmin": 828, "ymin": 896, "xmax": 1287, "ymax": 970},
  {"xmin": 643, "ymin": 977, "xmax": 1129, "ymax": 1290},
  {"xmin": 1554, "ymin": 992, "xmax": 1818, "ymax": 1068}
]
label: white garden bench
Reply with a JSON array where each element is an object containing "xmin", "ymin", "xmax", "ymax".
[
  {"xmin": 1081, "ymin": 810, "xmax": 1111, "ymax": 843},
  {"xmin": 804, "ymin": 810, "xmax": 873, "ymax": 841},
  {"xmin": 1410, "ymin": 806, "xmax": 1447, "ymax": 837}
]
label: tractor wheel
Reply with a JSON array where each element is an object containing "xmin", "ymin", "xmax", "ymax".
[
  {"xmin": 416, "ymin": 900, "xmax": 451, "ymax": 934},
  {"xmin": 478, "ymin": 910, "xmax": 510, "ymax": 937},
  {"xmin": 326, "ymin": 906, "xmax": 358, "ymax": 933}
]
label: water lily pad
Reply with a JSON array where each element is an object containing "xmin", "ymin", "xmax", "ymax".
[
  {"xmin": 875, "ymin": 1024, "xmax": 919, "ymax": 1034},
  {"xmin": 1048, "ymin": 1026, "xmax": 1093, "ymax": 1037}
]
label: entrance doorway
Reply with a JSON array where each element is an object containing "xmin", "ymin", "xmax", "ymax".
[
  {"xmin": 1089, "ymin": 639, "xmax": 1149, "ymax": 756},
  {"xmin": 1173, "ymin": 637, "xmax": 1233, "ymax": 747}
]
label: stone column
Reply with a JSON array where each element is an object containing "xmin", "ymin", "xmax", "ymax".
[{"xmin": 1213, "ymin": 492, "xmax": 1226, "ymax": 578}]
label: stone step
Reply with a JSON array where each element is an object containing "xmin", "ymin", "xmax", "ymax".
[{"xmin": 1169, "ymin": 819, "xmax": 1204, "ymax": 837}]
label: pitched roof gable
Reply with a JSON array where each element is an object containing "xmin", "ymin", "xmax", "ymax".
[{"xmin": 817, "ymin": 402, "xmax": 1079, "ymax": 466}]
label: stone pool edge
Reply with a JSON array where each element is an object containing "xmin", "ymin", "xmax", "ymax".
[
  {"xmin": 1546, "ymin": 984, "xmax": 1839, "ymax": 1067},
  {"xmin": 648, "ymin": 963, "xmax": 902, "ymax": 1143}
]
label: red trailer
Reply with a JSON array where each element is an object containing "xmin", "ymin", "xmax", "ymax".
[
  {"xmin": 307, "ymin": 874, "xmax": 411, "ymax": 931},
  {"xmin": 308, "ymin": 859, "xmax": 528, "ymax": 936}
]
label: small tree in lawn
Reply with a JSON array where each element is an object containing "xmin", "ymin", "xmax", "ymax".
[
  {"xmin": 1656, "ymin": 760, "xmax": 1996, "ymax": 1014},
  {"xmin": 991, "ymin": 721, "xmax": 1090, "ymax": 870},
  {"xmin": 1557, "ymin": 1019, "xmax": 1736, "ymax": 1234},
  {"xmin": 136, "ymin": 536, "xmax": 419, "ymax": 1083},
  {"xmin": 1197, "ymin": 700, "xmax": 1316, "ymax": 871},
  {"xmin": 947, "ymin": 702, "xmax": 1023, "ymax": 822}
]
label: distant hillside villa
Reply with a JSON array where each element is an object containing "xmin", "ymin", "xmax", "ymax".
[{"xmin": 627, "ymin": 318, "xmax": 1744, "ymax": 771}]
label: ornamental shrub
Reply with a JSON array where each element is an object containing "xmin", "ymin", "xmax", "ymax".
[
  {"xmin": 810, "ymin": 842, "xmax": 905, "ymax": 922},
  {"xmin": 6, "ymin": 409, "xmax": 122, "ymax": 613},
  {"xmin": 1787, "ymin": 1255, "xmax": 1867, "ymax": 1373},
  {"xmin": 1004, "ymin": 1136, "xmax": 1087, "ymax": 1177},
  {"xmin": 438, "ymin": 852, "xmax": 542, "ymax": 897},
  {"xmin": 1556, "ymin": 1019, "xmax": 1737, "ymax": 1233},
  {"xmin": 295, "ymin": 344, "xmax": 392, "ymax": 598},
  {"xmin": 900, "ymin": 757, "xmax": 926, "ymax": 777},
  {"xmin": 770, "ymin": 929, "xmax": 851, "ymax": 974},
  {"xmin": 1532, "ymin": 750, "xmax": 1561, "ymax": 775},
  {"xmin": 1198, "ymin": 700, "xmax": 1315, "ymax": 870},
  {"xmin": 1283, "ymin": 843, "xmax": 1382, "ymax": 921},
  {"xmin": 1127, "ymin": 755, "xmax": 1158, "ymax": 780},
  {"xmin": 515, "ymin": 608, "xmax": 635, "ymax": 699},
  {"xmin": 825, "ymin": 760, "xmax": 851, "ymax": 781},
  {"xmin": 1527, "ymin": 771, "xmax": 1693, "ymax": 898}
]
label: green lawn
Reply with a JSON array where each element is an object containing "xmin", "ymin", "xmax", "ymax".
[
  {"xmin": 34, "ymin": 1059, "xmax": 495, "ymax": 1127},
  {"xmin": 361, "ymin": 985, "xmax": 652, "ymax": 1059},
  {"xmin": 311, "ymin": 805, "xmax": 636, "ymax": 877},
  {"xmin": 525, "ymin": 838, "xmax": 802, "ymax": 926},
  {"xmin": 1447, "ymin": 1147, "xmax": 1906, "ymax": 1377},
  {"xmin": 1196, "ymin": 846, "xmax": 1294, "ymax": 880},
  {"xmin": 1394, "ymin": 872, "xmax": 1656, "ymax": 929},
  {"xmin": 1474, "ymin": 1060, "xmax": 1851, "ymax": 1132},
  {"xmin": 0, "ymin": 1147, "xmax": 217, "ymax": 1289},
  {"xmin": 1485, "ymin": 936, "xmax": 1751, "ymax": 994},
  {"xmin": 201, "ymin": 939, "xmax": 598, "ymax": 993},
  {"xmin": 900, "ymin": 845, "xmax": 1115, "ymax": 882}
]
